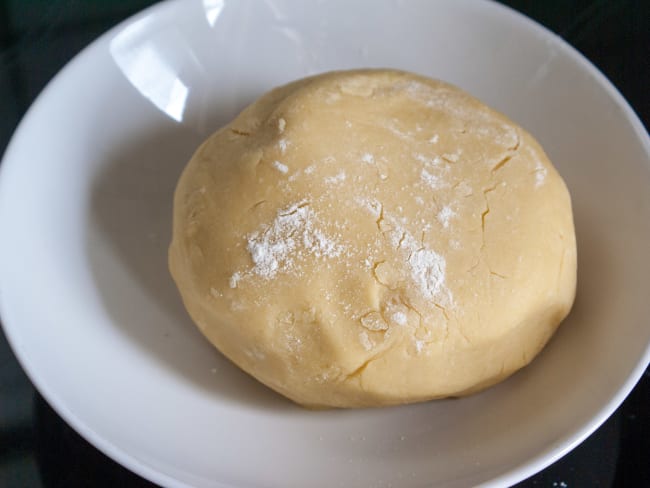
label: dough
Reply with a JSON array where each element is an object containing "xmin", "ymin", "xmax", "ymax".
[{"xmin": 169, "ymin": 69, "xmax": 576, "ymax": 408}]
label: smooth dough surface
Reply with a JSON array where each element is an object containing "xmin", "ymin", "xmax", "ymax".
[{"xmin": 169, "ymin": 69, "xmax": 577, "ymax": 408}]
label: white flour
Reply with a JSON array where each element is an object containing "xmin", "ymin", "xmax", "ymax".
[
  {"xmin": 361, "ymin": 153, "xmax": 375, "ymax": 164},
  {"xmin": 408, "ymin": 247, "xmax": 447, "ymax": 300},
  {"xmin": 325, "ymin": 171, "xmax": 346, "ymax": 185},
  {"xmin": 437, "ymin": 205, "xmax": 456, "ymax": 229},
  {"xmin": 244, "ymin": 202, "xmax": 344, "ymax": 280},
  {"xmin": 380, "ymin": 209, "xmax": 451, "ymax": 303},
  {"xmin": 272, "ymin": 160, "xmax": 289, "ymax": 174},
  {"xmin": 421, "ymin": 168, "xmax": 443, "ymax": 190}
]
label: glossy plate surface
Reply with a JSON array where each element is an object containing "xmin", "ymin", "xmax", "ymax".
[{"xmin": 1, "ymin": 0, "xmax": 649, "ymax": 486}]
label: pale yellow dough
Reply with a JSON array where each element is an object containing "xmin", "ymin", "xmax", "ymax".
[{"xmin": 169, "ymin": 69, "xmax": 577, "ymax": 408}]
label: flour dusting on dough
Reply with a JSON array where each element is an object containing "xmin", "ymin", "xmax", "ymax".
[
  {"xmin": 272, "ymin": 160, "xmax": 289, "ymax": 174},
  {"xmin": 325, "ymin": 171, "xmax": 346, "ymax": 185},
  {"xmin": 359, "ymin": 331, "xmax": 373, "ymax": 351},
  {"xmin": 408, "ymin": 248, "xmax": 447, "ymax": 300},
  {"xmin": 382, "ymin": 212, "xmax": 451, "ymax": 303},
  {"xmin": 534, "ymin": 159, "xmax": 547, "ymax": 187},
  {"xmin": 437, "ymin": 206, "xmax": 456, "ymax": 229},
  {"xmin": 391, "ymin": 311, "xmax": 407, "ymax": 326},
  {"xmin": 229, "ymin": 272, "xmax": 241, "ymax": 289},
  {"xmin": 278, "ymin": 139, "xmax": 289, "ymax": 154},
  {"xmin": 242, "ymin": 202, "xmax": 345, "ymax": 280},
  {"xmin": 361, "ymin": 153, "xmax": 375, "ymax": 164},
  {"xmin": 421, "ymin": 168, "xmax": 443, "ymax": 190}
]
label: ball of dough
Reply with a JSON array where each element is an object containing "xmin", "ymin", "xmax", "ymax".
[{"xmin": 169, "ymin": 69, "xmax": 576, "ymax": 408}]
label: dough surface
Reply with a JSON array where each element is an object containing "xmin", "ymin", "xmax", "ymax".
[{"xmin": 169, "ymin": 69, "xmax": 577, "ymax": 408}]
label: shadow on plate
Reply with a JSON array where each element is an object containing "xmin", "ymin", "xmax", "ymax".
[{"xmin": 86, "ymin": 116, "xmax": 294, "ymax": 412}]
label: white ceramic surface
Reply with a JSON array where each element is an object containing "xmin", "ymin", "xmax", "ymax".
[{"xmin": 1, "ymin": 0, "xmax": 649, "ymax": 486}]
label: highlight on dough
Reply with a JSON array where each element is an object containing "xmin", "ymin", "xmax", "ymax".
[{"xmin": 169, "ymin": 69, "xmax": 577, "ymax": 408}]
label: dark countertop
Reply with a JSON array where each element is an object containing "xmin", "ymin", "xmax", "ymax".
[{"xmin": 1, "ymin": 1, "xmax": 648, "ymax": 487}]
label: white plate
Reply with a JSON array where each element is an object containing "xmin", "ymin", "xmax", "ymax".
[{"xmin": 1, "ymin": 0, "xmax": 649, "ymax": 486}]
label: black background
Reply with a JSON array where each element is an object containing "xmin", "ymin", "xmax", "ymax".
[{"xmin": 1, "ymin": 1, "xmax": 648, "ymax": 486}]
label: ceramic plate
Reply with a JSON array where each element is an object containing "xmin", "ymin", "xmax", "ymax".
[{"xmin": 1, "ymin": 0, "xmax": 649, "ymax": 486}]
